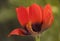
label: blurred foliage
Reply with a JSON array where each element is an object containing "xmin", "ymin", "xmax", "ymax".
[{"xmin": 0, "ymin": 0, "xmax": 60, "ymax": 41}]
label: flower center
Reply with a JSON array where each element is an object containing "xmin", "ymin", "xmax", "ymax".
[{"xmin": 31, "ymin": 22, "xmax": 43, "ymax": 32}]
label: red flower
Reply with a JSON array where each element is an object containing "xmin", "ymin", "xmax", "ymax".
[{"xmin": 8, "ymin": 3, "xmax": 54, "ymax": 37}]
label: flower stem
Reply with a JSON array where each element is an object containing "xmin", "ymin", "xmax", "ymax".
[{"xmin": 34, "ymin": 34, "xmax": 41, "ymax": 41}]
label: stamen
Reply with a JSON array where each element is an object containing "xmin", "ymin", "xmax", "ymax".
[{"xmin": 23, "ymin": 26, "xmax": 31, "ymax": 35}]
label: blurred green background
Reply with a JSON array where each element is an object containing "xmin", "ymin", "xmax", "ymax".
[{"xmin": 0, "ymin": 0, "xmax": 60, "ymax": 41}]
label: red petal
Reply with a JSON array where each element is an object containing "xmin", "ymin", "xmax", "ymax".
[
  {"xmin": 8, "ymin": 28, "xmax": 26, "ymax": 37},
  {"xmin": 26, "ymin": 7, "xmax": 29, "ymax": 14},
  {"xmin": 29, "ymin": 4, "xmax": 42, "ymax": 23},
  {"xmin": 42, "ymin": 4, "xmax": 54, "ymax": 30},
  {"xmin": 16, "ymin": 6, "xmax": 29, "ymax": 26}
]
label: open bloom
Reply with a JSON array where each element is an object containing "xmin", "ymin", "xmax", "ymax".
[{"xmin": 8, "ymin": 3, "xmax": 54, "ymax": 37}]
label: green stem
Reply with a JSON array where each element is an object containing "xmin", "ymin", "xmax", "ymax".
[{"xmin": 34, "ymin": 34, "xmax": 41, "ymax": 41}]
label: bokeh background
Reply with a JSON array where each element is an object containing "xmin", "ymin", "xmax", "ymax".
[{"xmin": 0, "ymin": 0, "xmax": 60, "ymax": 41}]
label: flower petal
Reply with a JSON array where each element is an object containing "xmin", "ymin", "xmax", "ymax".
[
  {"xmin": 16, "ymin": 6, "xmax": 29, "ymax": 26},
  {"xmin": 26, "ymin": 7, "xmax": 29, "ymax": 14},
  {"xmin": 8, "ymin": 28, "xmax": 27, "ymax": 37},
  {"xmin": 42, "ymin": 4, "xmax": 54, "ymax": 30},
  {"xmin": 29, "ymin": 4, "xmax": 42, "ymax": 23}
]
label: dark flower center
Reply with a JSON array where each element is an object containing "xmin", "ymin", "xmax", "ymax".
[
  {"xmin": 23, "ymin": 22, "xmax": 43, "ymax": 35},
  {"xmin": 31, "ymin": 22, "xmax": 43, "ymax": 32}
]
